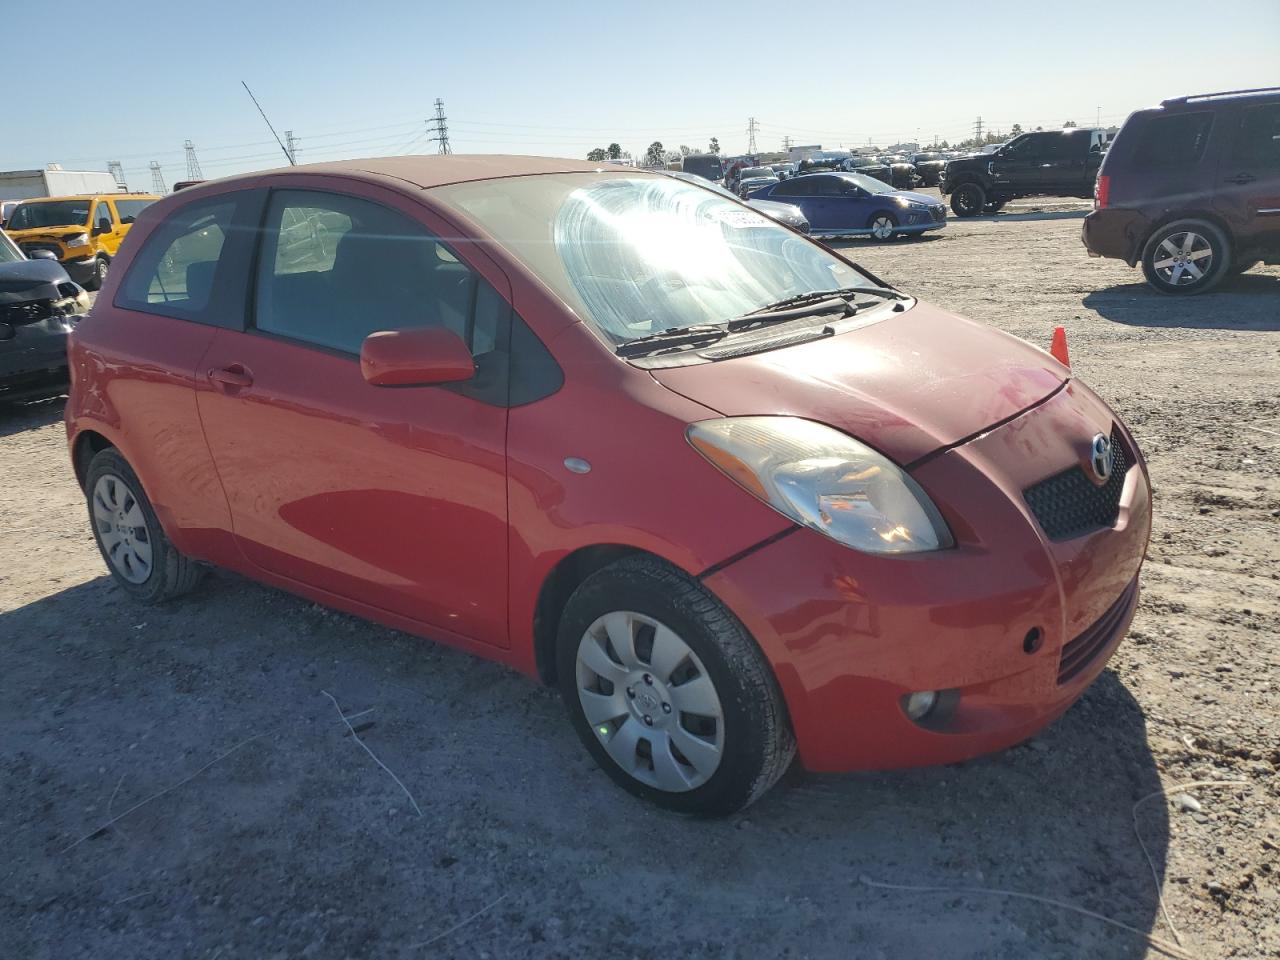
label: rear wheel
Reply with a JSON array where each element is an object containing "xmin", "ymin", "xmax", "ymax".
[
  {"xmin": 1140, "ymin": 219, "xmax": 1230, "ymax": 294},
  {"xmin": 868, "ymin": 212, "xmax": 900, "ymax": 241},
  {"xmin": 556, "ymin": 555, "xmax": 794, "ymax": 816},
  {"xmin": 85, "ymin": 448, "xmax": 202, "ymax": 602},
  {"xmin": 950, "ymin": 182, "xmax": 986, "ymax": 217}
]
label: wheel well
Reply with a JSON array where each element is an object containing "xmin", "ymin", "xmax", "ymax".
[
  {"xmin": 72, "ymin": 430, "xmax": 113, "ymax": 489},
  {"xmin": 532, "ymin": 544, "xmax": 645, "ymax": 685}
]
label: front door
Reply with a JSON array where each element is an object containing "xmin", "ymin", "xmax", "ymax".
[
  {"xmin": 989, "ymin": 133, "xmax": 1046, "ymax": 192},
  {"xmin": 1217, "ymin": 101, "xmax": 1280, "ymax": 257},
  {"xmin": 195, "ymin": 183, "xmax": 513, "ymax": 649},
  {"xmin": 91, "ymin": 200, "xmax": 118, "ymax": 256}
]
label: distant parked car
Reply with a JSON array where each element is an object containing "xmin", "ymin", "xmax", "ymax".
[
  {"xmin": 1083, "ymin": 86, "xmax": 1280, "ymax": 293},
  {"xmin": 738, "ymin": 175, "xmax": 779, "ymax": 198},
  {"xmin": 0, "ymin": 228, "xmax": 89, "ymax": 399},
  {"xmin": 5, "ymin": 192, "xmax": 159, "ymax": 289},
  {"xmin": 941, "ymin": 129, "xmax": 1108, "ymax": 217},
  {"xmin": 842, "ymin": 156, "xmax": 892, "ymax": 184},
  {"xmin": 752, "ymin": 172, "xmax": 946, "ymax": 239},
  {"xmin": 666, "ymin": 171, "xmax": 810, "ymax": 232},
  {"xmin": 0, "ymin": 200, "xmax": 21, "ymax": 229},
  {"xmin": 880, "ymin": 157, "xmax": 919, "ymax": 190},
  {"xmin": 770, "ymin": 162, "xmax": 797, "ymax": 180},
  {"xmin": 910, "ymin": 152, "xmax": 946, "ymax": 186}
]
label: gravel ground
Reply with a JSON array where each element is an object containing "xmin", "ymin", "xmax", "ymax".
[{"xmin": 2, "ymin": 198, "xmax": 1277, "ymax": 959}]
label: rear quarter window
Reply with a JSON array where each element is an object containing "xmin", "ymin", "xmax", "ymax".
[{"xmin": 1130, "ymin": 112, "xmax": 1214, "ymax": 168}]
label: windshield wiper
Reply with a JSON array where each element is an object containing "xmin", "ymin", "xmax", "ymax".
[
  {"xmin": 615, "ymin": 324, "xmax": 727, "ymax": 358},
  {"xmin": 725, "ymin": 296, "xmax": 854, "ymax": 332},
  {"xmin": 739, "ymin": 285, "xmax": 907, "ymax": 317}
]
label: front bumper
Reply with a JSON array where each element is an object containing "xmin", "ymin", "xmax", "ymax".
[
  {"xmin": 1082, "ymin": 208, "xmax": 1152, "ymax": 266},
  {"xmin": 60, "ymin": 256, "xmax": 98, "ymax": 285},
  {"xmin": 0, "ymin": 319, "xmax": 73, "ymax": 391},
  {"xmin": 703, "ymin": 381, "xmax": 1151, "ymax": 772}
]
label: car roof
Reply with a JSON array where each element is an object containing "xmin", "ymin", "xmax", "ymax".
[
  {"xmin": 204, "ymin": 155, "xmax": 615, "ymax": 192},
  {"xmin": 17, "ymin": 193, "xmax": 158, "ymax": 202},
  {"xmin": 1161, "ymin": 86, "xmax": 1279, "ymax": 107}
]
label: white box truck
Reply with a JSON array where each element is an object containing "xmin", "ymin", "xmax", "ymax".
[{"xmin": 0, "ymin": 165, "xmax": 121, "ymax": 203}]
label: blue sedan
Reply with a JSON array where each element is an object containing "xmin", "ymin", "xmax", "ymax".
[{"xmin": 749, "ymin": 172, "xmax": 947, "ymax": 240}]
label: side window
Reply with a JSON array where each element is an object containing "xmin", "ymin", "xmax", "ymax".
[
  {"xmin": 93, "ymin": 201, "xmax": 114, "ymax": 232},
  {"xmin": 810, "ymin": 176, "xmax": 846, "ymax": 197},
  {"xmin": 1040, "ymin": 135, "xmax": 1079, "ymax": 160},
  {"xmin": 1132, "ymin": 112, "xmax": 1214, "ymax": 168},
  {"xmin": 1003, "ymin": 135, "xmax": 1043, "ymax": 159},
  {"xmin": 254, "ymin": 190, "xmax": 503, "ymax": 360},
  {"xmin": 114, "ymin": 199, "xmax": 155, "ymax": 226},
  {"xmin": 117, "ymin": 199, "xmax": 237, "ymax": 317},
  {"xmin": 1233, "ymin": 104, "xmax": 1280, "ymax": 169},
  {"xmin": 773, "ymin": 177, "xmax": 811, "ymax": 198}
]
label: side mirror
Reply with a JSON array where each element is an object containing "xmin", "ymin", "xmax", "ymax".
[
  {"xmin": 27, "ymin": 249, "xmax": 58, "ymax": 261},
  {"xmin": 360, "ymin": 327, "xmax": 475, "ymax": 387},
  {"xmin": 94, "ymin": 220, "xmax": 112, "ymax": 234}
]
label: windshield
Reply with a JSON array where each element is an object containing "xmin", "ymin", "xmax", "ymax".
[
  {"xmin": 433, "ymin": 173, "xmax": 868, "ymax": 344},
  {"xmin": 681, "ymin": 155, "xmax": 724, "ymax": 180},
  {"xmin": 739, "ymin": 166, "xmax": 773, "ymax": 179},
  {"xmin": 7, "ymin": 200, "xmax": 91, "ymax": 230},
  {"xmin": 0, "ymin": 230, "xmax": 22, "ymax": 263},
  {"xmin": 841, "ymin": 173, "xmax": 895, "ymax": 195}
]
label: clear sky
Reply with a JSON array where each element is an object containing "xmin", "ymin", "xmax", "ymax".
[{"xmin": 3, "ymin": 0, "xmax": 1277, "ymax": 187}]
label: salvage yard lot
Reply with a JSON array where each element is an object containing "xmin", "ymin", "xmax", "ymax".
[{"xmin": 2, "ymin": 202, "xmax": 1278, "ymax": 959}]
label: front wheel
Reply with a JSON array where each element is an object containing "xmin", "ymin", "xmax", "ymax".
[
  {"xmin": 983, "ymin": 200, "xmax": 1007, "ymax": 214},
  {"xmin": 556, "ymin": 555, "xmax": 795, "ymax": 816},
  {"xmin": 84, "ymin": 257, "xmax": 109, "ymax": 291},
  {"xmin": 1140, "ymin": 219, "xmax": 1231, "ymax": 294},
  {"xmin": 950, "ymin": 182, "xmax": 986, "ymax": 217},
  {"xmin": 868, "ymin": 212, "xmax": 900, "ymax": 241}
]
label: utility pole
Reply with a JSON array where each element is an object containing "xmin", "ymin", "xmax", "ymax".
[
  {"xmin": 746, "ymin": 117, "xmax": 759, "ymax": 155},
  {"xmin": 428, "ymin": 98, "xmax": 451, "ymax": 154},
  {"xmin": 285, "ymin": 130, "xmax": 299, "ymax": 164},
  {"xmin": 107, "ymin": 161, "xmax": 127, "ymax": 190},
  {"xmin": 781, "ymin": 135, "xmax": 793, "ymax": 152},
  {"xmin": 974, "ymin": 116, "xmax": 984, "ymax": 144},
  {"xmin": 1096, "ymin": 106, "xmax": 1101, "ymax": 128},
  {"xmin": 183, "ymin": 140, "xmax": 203, "ymax": 180},
  {"xmin": 149, "ymin": 161, "xmax": 167, "ymax": 195}
]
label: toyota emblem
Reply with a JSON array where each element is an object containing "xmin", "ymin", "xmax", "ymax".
[{"xmin": 1090, "ymin": 434, "xmax": 1113, "ymax": 482}]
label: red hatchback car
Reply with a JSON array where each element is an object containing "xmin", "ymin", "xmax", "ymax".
[{"xmin": 66, "ymin": 157, "xmax": 1151, "ymax": 815}]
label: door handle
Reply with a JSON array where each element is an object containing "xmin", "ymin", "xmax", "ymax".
[
  {"xmin": 1225, "ymin": 173, "xmax": 1256, "ymax": 185},
  {"xmin": 208, "ymin": 365, "xmax": 253, "ymax": 389}
]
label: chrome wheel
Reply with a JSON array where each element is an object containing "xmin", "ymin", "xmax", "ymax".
[
  {"xmin": 92, "ymin": 474, "xmax": 152, "ymax": 584},
  {"xmin": 1152, "ymin": 231, "xmax": 1213, "ymax": 287},
  {"xmin": 870, "ymin": 216, "xmax": 896, "ymax": 240},
  {"xmin": 575, "ymin": 611, "xmax": 725, "ymax": 792}
]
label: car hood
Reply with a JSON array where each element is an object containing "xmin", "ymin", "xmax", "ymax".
[
  {"xmin": 747, "ymin": 198, "xmax": 807, "ymax": 222},
  {"xmin": 649, "ymin": 301, "xmax": 1067, "ymax": 465},
  {"xmin": 944, "ymin": 155, "xmax": 987, "ymax": 172},
  {"xmin": 0, "ymin": 258, "xmax": 72, "ymax": 302},
  {"xmin": 889, "ymin": 190, "xmax": 940, "ymax": 205}
]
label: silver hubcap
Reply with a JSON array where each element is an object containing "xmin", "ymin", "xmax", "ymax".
[
  {"xmin": 871, "ymin": 217, "xmax": 894, "ymax": 240},
  {"xmin": 1153, "ymin": 231, "xmax": 1213, "ymax": 286},
  {"xmin": 92, "ymin": 474, "xmax": 152, "ymax": 583},
  {"xmin": 575, "ymin": 611, "xmax": 725, "ymax": 793}
]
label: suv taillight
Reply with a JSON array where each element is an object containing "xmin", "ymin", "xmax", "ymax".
[{"xmin": 1094, "ymin": 174, "xmax": 1110, "ymax": 209}]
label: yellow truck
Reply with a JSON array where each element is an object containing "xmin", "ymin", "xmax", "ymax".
[{"xmin": 5, "ymin": 193, "xmax": 159, "ymax": 289}]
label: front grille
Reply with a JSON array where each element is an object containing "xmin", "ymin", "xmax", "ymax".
[
  {"xmin": 1024, "ymin": 429, "xmax": 1129, "ymax": 541},
  {"xmin": 0, "ymin": 299, "xmax": 53, "ymax": 325},
  {"xmin": 1057, "ymin": 577, "xmax": 1139, "ymax": 684}
]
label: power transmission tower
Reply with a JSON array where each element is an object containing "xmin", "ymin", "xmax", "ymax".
[
  {"xmin": 428, "ymin": 98, "xmax": 451, "ymax": 154},
  {"xmin": 149, "ymin": 161, "xmax": 167, "ymax": 195},
  {"xmin": 107, "ymin": 161, "xmax": 127, "ymax": 190},
  {"xmin": 781, "ymin": 135, "xmax": 793, "ymax": 152},
  {"xmin": 183, "ymin": 140, "xmax": 203, "ymax": 180},
  {"xmin": 974, "ymin": 116, "xmax": 984, "ymax": 143},
  {"xmin": 746, "ymin": 117, "xmax": 759, "ymax": 154},
  {"xmin": 285, "ymin": 130, "xmax": 299, "ymax": 164}
]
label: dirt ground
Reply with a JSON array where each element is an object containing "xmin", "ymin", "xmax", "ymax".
[{"xmin": 2, "ymin": 197, "xmax": 1277, "ymax": 960}]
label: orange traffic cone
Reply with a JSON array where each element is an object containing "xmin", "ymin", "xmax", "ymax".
[{"xmin": 1049, "ymin": 326, "xmax": 1070, "ymax": 367}]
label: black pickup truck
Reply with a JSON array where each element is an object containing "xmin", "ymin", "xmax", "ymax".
[{"xmin": 940, "ymin": 128, "xmax": 1108, "ymax": 216}]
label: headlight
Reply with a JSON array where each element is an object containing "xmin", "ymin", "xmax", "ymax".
[
  {"xmin": 687, "ymin": 417, "xmax": 953, "ymax": 555},
  {"xmin": 64, "ymin": 233, "xmax": 89, "ymax": 248}
]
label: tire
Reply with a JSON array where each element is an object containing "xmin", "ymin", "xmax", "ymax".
[
  {"xmin": 1140, "ymin": 219, "xmax": 1231, "ymax": 295},
  {"xmin": 84, "ymin": 256, "xmax": 108, "ymax": 291},
  {"xmin": 85, "ymin": 447, "xmax": 202, "ymax": 603},
  {"xmin": 867, "ymin": 211, "xmax": 900, "ymax": 241},
  {"xmin": 983, "ymin": 200, "xmax": 1007, "ymax": 214},
  {"xmin": 950, "ymin": 182, "xmax": 986, "ymax": 217},
  {"xmin": 556, "ymin": 555, "xmax": 795, "ymax": 816}
]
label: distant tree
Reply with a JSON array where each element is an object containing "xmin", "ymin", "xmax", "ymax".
[
  {"xmin": 587, "ymin": 148, "xmax": 608, "ymax": 162},
  {"xmin": 1010, "ymin": 123, "xmax": 1023, "ymax": 137},
  {"xmin": 607, "ymin": 143, "xmax": 622, "ymax": 159},
  {"xmin": 679, "ymin": 145, "xmax": 692, "ymax": 157},
  {"xmin": 1035, "ymin": 126, "xmax": 1044, "ymax": 132},
  {"xmin": 939, "ymin": 139, "xmax": 949, "ymax": 148},
  {"xmin": 708, "ymin": 137, "xmax": 720, "ymax": 155},
  {"xmin": 645, "ymin": 141, "xmax": 665, "ymax": 166},
  {"xmin": 1063, "ymin": 120, "xmax": 1077, "ymax": 128}
]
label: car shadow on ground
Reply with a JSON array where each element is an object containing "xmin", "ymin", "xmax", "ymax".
[
  {"xmin": 0, "ymin": 391, "xmax": 66, "ymax": 438},
  {"xmin": 1084, "ymin": 272, "xmax": 1280, "ymax": 330},
  {"xmin": 2, "ymin": 572, "xmax": 1171, "ymax": 958},
  {"xmin": 965, "ymin": 209, "xmax": 1090, "ymax": 224}
]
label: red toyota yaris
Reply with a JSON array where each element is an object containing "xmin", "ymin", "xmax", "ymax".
[{"xmin": 66, "ymin": 157, "xmax": 1150, "ymax": 815}]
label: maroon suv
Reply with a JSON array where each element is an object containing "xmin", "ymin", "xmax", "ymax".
[{"xmin": 1083, "ymin": 86, "xmax": 1280, "ymax": 294}]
